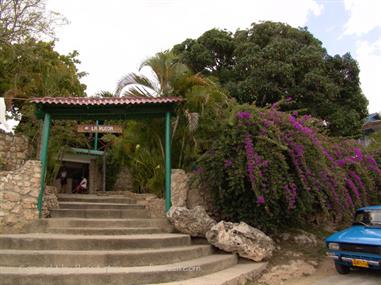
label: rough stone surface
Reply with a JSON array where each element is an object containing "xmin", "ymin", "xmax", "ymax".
[
  {"xmin": 113, "ymin": 166, "xmax": 133, "ymax": 192},
  {"xmin": 257, "ymin": 259, "xmax": 316, "ymax": 285},
  {"xmin": 0, "ymin": 132, "xmax": 32, "ymax": 171},
  {"xmin": 280, "ymin": 230, "xmax": 320, "ymax": 247},
  {"xmin": 170, "ymin": 169, "xmax": 217, "ymax": 218},
  {"xmin": 141, "ymin": 195, "xmax": 166, "ymax": 218},
  {"xmin": 206, "ymin": 221, "xmax": 275, "ymax": 262},
  {"xmin": 89, "ymin": 160, "xmax": 103, "ymax": 193},
  {"xmin": 42, "ymin": 185, "xmax": 59, "ymax": 218},
  {"xmin": 171, "ymin": 169, "xmax": 188, "ymax": 207},
  {"xmin": 167, "ymin": 206, "xmax": 216, "ymax": 237},
  {"xmin": 0, "ymin": 160, "xmax": 41, "ymax": 233}
]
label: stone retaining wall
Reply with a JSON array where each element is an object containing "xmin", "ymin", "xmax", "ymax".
[
  {"xmin": 113, "ymin": 166, "xmax": 134, "ymax": 191},
  {"xmin": 171, "ymin": 169, "xmax": 216, "ymax": 216},
  {"xmin": 0, "ymin": 132, "xmax": 32, "ymax": 171},
  {"xmin": 0, "ymin": 160, "xmax": 41, "ymax": 233}
]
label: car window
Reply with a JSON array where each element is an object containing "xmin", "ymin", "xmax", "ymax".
[
  {"xmin": 370, "ymin": 211, "xmax": 381, "ymax": 225},
  {"xmin": 354, "ymin": 210, "xmax": 381, "ymax": 226}
]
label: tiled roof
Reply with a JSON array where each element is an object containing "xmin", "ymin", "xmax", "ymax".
[{"xmin": 30, "ymin": 96, "xmax": 183, "ymax": 106}]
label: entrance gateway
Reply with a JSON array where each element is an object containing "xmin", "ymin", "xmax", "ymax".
[{"xmin": 31, "ymin": 96, "xmax": 183, "ymax": 218}]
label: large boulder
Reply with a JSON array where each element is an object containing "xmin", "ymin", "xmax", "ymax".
[
  {"xmin": 206, "ymin": 221, "xmax": 275, "ymax": 262},
  {"xmin": 171, "ymin": 169, "xmax": 189, "ymax": 207},
  {"xmin": 167, "ymin": 206, "xmax": 216, "ymax": 237}
]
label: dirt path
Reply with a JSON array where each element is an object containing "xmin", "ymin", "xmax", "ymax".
[{"xmin": 283, "ymin": 257, "xmax": 381, "ymax": 285}]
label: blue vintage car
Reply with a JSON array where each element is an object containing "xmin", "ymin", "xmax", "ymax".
[{"xmin": 326, "ymin": 205, "xmax": 381, "ymax": 274}]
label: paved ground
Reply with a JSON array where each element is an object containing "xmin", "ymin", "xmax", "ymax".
[{"xmin": 283, "ymin": 258, "xmax": 381, "ymax": 285}]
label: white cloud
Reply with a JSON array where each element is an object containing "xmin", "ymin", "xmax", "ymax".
[
  {"xmin": 343, "ymin": 0, "xmax": 381, "ymax": 35},
  {"xmin": 356, "ymin": 40, "xmax": 381, "ymax": 113},
  {"xmin": 343, "ymin": 0, "xmax": 381, "ymax": 112},
  {"xmin": 46, "ymin": 0, "xmax": 322, "ymax": 96}
]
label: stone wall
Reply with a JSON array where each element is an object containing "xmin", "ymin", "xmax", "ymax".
[
  {"xmin": 0, "ymin": 132, "xmax": 32, "ymax": 171},
  {"xmin": 113, "ymin": 166, "xmax": 134, "ymax": 191},
  {"xmin": 0, "ymin": 160, "xmax": 41, "ymax": 233},
  {"xmin": 89, "ymin": 160, "xmax": 103, "ymax": 193},
  {"xmin": 171, "ymin": 169, "xmax": 217, "ymax": 217},
  {"xmin": 42, "ymin": 185, "xmax": 59, "ymax": 218}
]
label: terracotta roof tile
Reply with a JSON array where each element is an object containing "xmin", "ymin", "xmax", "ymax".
[{"xmin": 30, "ymin": 96, "xmax": 183, "ymax": 106}]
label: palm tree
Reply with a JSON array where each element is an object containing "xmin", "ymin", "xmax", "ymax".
[
  {"xmin": 111, "ymin": 51, "xmax": 231, "ymax": 195},
  {"xmin": 115, "ymin": 51, "xmax": 207, "ymax": 98}
]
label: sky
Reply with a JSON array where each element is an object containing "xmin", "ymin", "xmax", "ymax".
[{"xmin": 46, "ymin": 0, "xmax": 381, "ymax": 113}]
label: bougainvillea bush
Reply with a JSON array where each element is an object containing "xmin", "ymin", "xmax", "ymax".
[{"xmin": 196, "ymin": 106, "xmax": 381, "ymax": 232}]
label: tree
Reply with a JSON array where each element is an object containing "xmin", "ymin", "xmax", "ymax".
[
  {"xmin": 0, "ymin": 0, "xmax": 66, "ymax": 43},
  {"xmin": 0, "ymin": 39, "xmax": 87, "ymax": 168},
  {"xmin": 115, "ymin": 51, "xmax": 207, "ymax": 97},
  {"xmin": 0, "ymin": 40, "xmax": 86, "ymax": 118},
  {"xmin": 173, "ymin": 21, "xmax": 368, "ymax": 137},
  {"xmin": 111, "ymin": 51, "xmax": 231, "ymax": 194}
]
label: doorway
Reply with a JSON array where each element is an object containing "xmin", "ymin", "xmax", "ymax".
[{"xmin": 57, "ymin": 161, "xmax": 89, "ymax": 193}]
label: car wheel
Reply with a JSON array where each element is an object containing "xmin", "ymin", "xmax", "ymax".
[{"xmin": 335, "ymin": 261, "xmax": 350, "ymax": 274}]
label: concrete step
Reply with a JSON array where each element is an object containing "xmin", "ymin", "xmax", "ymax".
[
  {"xmin": 46, "ymin": 226, "xmax": 163, "ymax": 235},
  {"xmin": 26, "ymin": 218, "xmax": 174, "ymax": 233},
  {"xmin": 0, "ymin": 233, "xmax": 191, "ymax": 250},
  {"xmin": 59, "ymin": 201, "xmax": 145, "ymax": 210},
  {"xmin": 0, "ymin": 254, "xmax": 237, "ymax": 285},
  {"xmin": 50, "ymin": 209, "xmax": 149, "ymax": 219},
  {"xmin": 58, "ymin": 194, "xmax": 136, "ymax": 204},
  {"xmin": 0, "ymin": 245, "xmax": 213, "ymax": 267},
  {"xmin": 37, "ymin": 218, "xmax": 172, "ymax": 228},
  {"xmin": 149, "ymin": 261, "xmax": 268, "ymax": 285}
]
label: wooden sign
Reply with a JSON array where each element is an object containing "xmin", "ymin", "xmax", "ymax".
[{"xmin": 77, "ymin": 125, "xmax": 122, "ymax": 134}]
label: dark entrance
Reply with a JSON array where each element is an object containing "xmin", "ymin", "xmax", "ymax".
[{"xmin": 58, "ymin": 162, "xmax": 89, "ymax": 193}]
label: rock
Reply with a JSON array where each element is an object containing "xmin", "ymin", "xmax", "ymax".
[
  {"xmin": 113, "ymin": 166, "xmax": 133, "ymax": 192},
  {"xmin": 3, "ymin": 192, "xmax": 20, "ymax": 202},
  {"xmin": 280, "ymin": 230, "xmax": 319, "ymax": 247},
  {"xmin": 167, "ymin": 206, "xmax": 216, "ymax": 237},
  {"xmin": 171, "ymin": 169, "xmax": 189, "ymax": 207},
  {"xmin": 206, "ymin": 221, "xmax": 275, "ymax": 262},
  {"xmin": 42, "ymin": 186, "xmax": 59, "ymax": 218},
  {"xmin": 258, "ymin": 259, "xmax": 316, "ymax": 285}
]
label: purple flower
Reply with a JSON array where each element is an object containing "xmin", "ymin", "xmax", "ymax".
[
  {"xmin": 244, "ymin": 135, "xmax": 256, "ymax": 184},
  {"xmin": 354, "ymin": 147, "xmax": 363, "ymax": 161},
  {"xmin": 348, "ymin": 170, "xmax": 367, "ymax": 200},
  {"xmin": 345, "ymin": 177, "xmax": 360, "ymax": 201},
  {"xmin": 336, "ymin": 159, "xmax": 346, "ymax": 167},
  {"xmin": 193, "ymin": 166, "xmax": 205, "ymax": 174},
  {"xmin": 257, "ymin": 195, "xmax": 265, "ymax": 205},
  {"xmin": 224, "ymin": 159, "xmax": 233, "ymax": 168},
  {"xmin": 286, "ymin": 97, "xmax": 293, "ymax": 102},
  {"xmin": 284, "ymin": 183, "xmax": 297, "ymax": 209},
  {"xmin": 236, "ymin": 111, "xmax": 251, "ymax": 120}
]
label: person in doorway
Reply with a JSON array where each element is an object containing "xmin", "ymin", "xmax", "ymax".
[
  {"xmin": 60, "ymin": 168, "xmax": 67, "ymax": 187},
  {"xmin": 73, "ymin": 176, "xmax": 87, "ymax": 193}
]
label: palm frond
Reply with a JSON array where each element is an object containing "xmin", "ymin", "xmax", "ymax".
[{"xmin": 115, "ymin": 73, "xmax": 157, "ymax": 97}]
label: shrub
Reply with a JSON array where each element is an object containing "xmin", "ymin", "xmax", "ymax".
[{"xmin": 197, "ymin": 106, "xmax": 381, "ymax": 232}]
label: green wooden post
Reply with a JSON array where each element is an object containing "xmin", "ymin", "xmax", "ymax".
[
  {"xmin": 37, "ymin": 113, "xmax": 51, "ymax": 218},
  {"xmin": 94, "ymin": 120, "xmax": 99, "ymax": 150},
  {"xmin": 165, "ymin": 112, "xmax": 171, "ymax": 212}
]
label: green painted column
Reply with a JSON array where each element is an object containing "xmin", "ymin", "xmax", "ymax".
[
  {"xmin": 37, "ymin": 113, "xmax": 51, "ymax": 218},
  {"xmin": 165, "ymin": 112, "xmax": 172, "ymax": 212},
  {"xmin": 94, "ymin": 120, "xmax": 99, "ymax": 150}
]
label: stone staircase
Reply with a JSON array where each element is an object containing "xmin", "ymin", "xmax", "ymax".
[{"xmin": 0, "ymin": 194, "xmax": 266, "ymax": 285}]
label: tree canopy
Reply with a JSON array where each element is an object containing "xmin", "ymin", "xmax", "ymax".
[
  {"xmin": 173, "ymin": 21, "xmax": 368, "ymax": 137},
  {"xmin": 0, "ymin": 0, "xmax": 66, "ymax": 43}
]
